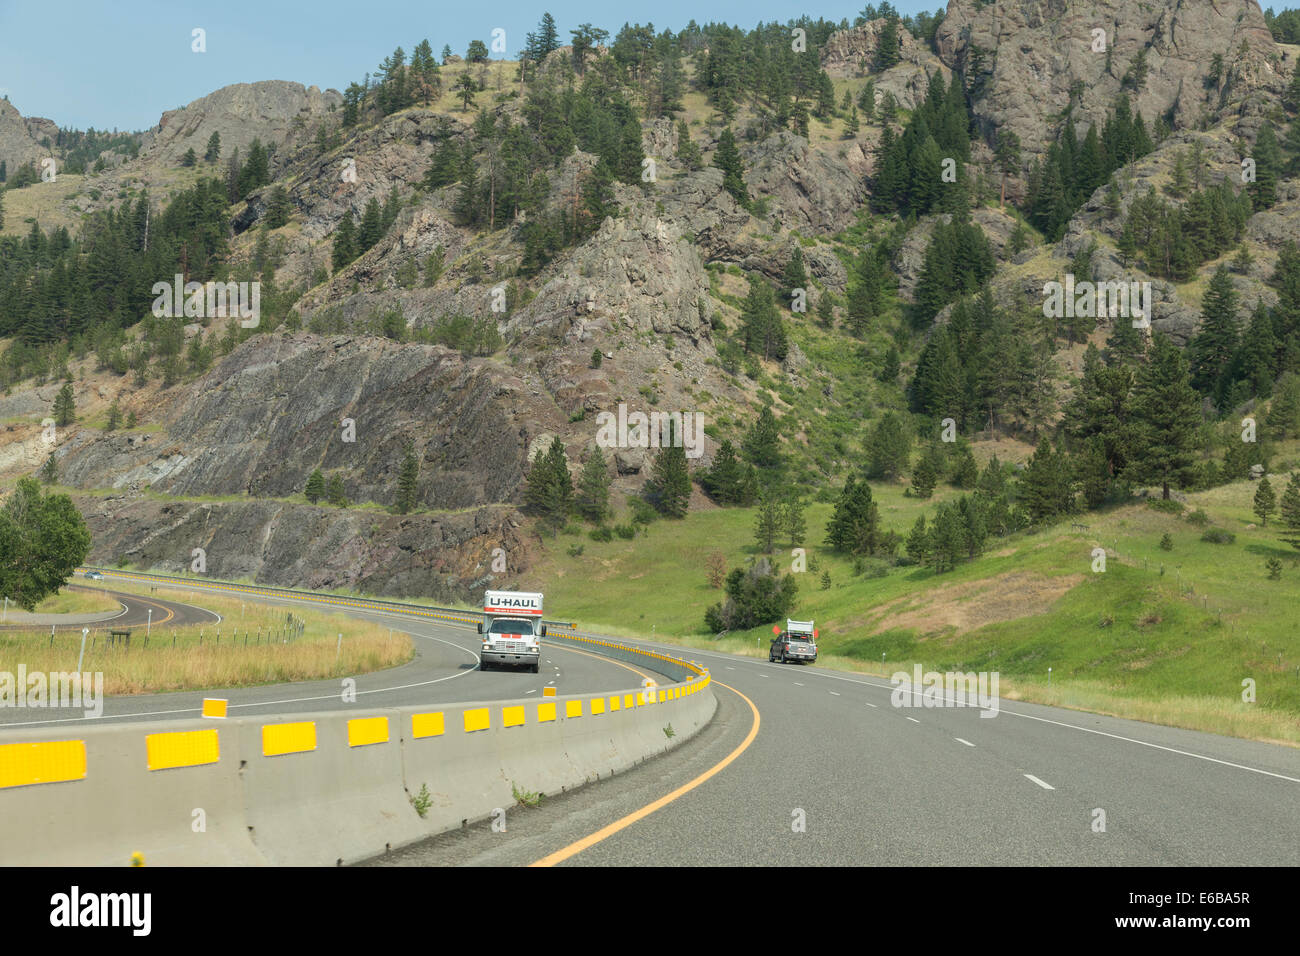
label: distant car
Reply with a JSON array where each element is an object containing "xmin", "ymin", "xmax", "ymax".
[
  {"xmin": 83, "ymin": 571, "xmax": 104, "ymax": 580},
  {"xmin": 770, "ymin": 625, "xmax": 817, "ymax": 664}
]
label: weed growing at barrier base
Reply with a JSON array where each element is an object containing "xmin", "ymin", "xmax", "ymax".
[
  {"xmin": 411, "ymin": 783, "xmax": 432, "ymax": 818},
  {"xmin": 511, "ymin": 782, "xmax": 542, "ymax": 808},
  {"xmin": 663, "ymin": 723, "xmax": 675, "ymax": 738}
]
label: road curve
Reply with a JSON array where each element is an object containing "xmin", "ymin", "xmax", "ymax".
[
  {"xmin": 372, "ymin": 636, "xmax": 1300, "ymax": 867},
  {"xmin": 12, "ymin": 572, "xmax": 1298, "ymax": 866},
  {"xmin": 0, "ymin": 573, "xmax": 676, "ymax": 729}
]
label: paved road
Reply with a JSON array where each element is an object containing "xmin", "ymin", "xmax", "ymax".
[
  {"xmin": 0, "ymin": 575, "xmax": 673, "ymax": 729},
  {"xmin": 0, "ymin": 586, "xmax": 219, "ymax": 631},
  {"xmin": 12, "ymin": 572, "xmax": 1298, "ymax": 865},
  {"xmin": 371, "ymin": 639, "xmax": 1300, "ymax": 867}
]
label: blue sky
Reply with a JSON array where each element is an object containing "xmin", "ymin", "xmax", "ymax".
[{"xmin": 0, "ymin": 0, "xmax": 939, "ymax": 131}]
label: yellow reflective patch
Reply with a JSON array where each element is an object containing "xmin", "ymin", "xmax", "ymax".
[
  {"xmin": 0, "ymin": 739, "xmax": 86, "ymax": 789},
  {"xmin": 537, "ymin": 702, "xmax": 557, "ymax": 723},
  {"xmin": 147, "ymin": 730, "xmax": 219, "ymax": 770},
  {"xmin": 347, "ymin": 717, "xmax": 389, "ymax": 747},
  {"xmin": 411, "ymin": 712, "xmax": 445, "ymax": 739},
  {"xmin": 262, "ymin": 721, "xmax": 316, "ymax": 756},
  {"xmin": 565, "ymin": 700, "xmax": 583, "ymax": 718},
  {"xmin": 463, "ymin": 708, "xmax": 490, "ymax": 732},
  {"xmin": 503, "ymin": 705, "xmax": 526, "ymax": 727}
]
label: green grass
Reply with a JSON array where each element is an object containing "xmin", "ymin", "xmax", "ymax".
[{"xmin": 521, "ymin": 476, "xmax": 1300, "ymax": 746}]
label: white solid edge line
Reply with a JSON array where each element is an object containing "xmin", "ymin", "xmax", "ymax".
[
  {"xmin": 601, "ymin": 635, "xmax": 1300, "ymax": 786},
  {"xmin": 1024, "ymin": 774, "xmax": 1055, "ymax": 790},
  {"xmin": 905, "ymin": 717, "xmax": 921, "ymax": 723},
  {"xmin": 954, "ymin": 737, "xmax": 975, "ymax": 747}
]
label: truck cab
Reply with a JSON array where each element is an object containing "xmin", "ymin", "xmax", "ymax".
[
  {"xmin": 770, "ymin": 619, "xmax": 818, "ymax": 664},
  {"xmin": 478, "ymin": 590, "xmax": 544, "ymax": 673}
]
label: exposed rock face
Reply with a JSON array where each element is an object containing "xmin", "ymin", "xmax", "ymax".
[
  {"xmin": 0, "ymin": 98, "xmax": 59, "ymax": 169},
  {"xmin": 139, "ymin": 81, "xmax": 342, "ymax": 169},
  {"xmin": 822, "ymin": 20, "xmax": 953, "ymax": 111},
  {"xmin": 79, "ymin": 495, "xmax": 526, "ymax": 602},
  {"xmin": 936, "ymin": 0, "xmax": 1283, "ymax": 159},
  {"xmin": 517, "ymin": 206, "xmax": 716, "ymax": 349},
  {"xmin": 742, "ymin": 131, "xmax": 872, "ymax": 234},
  {"xmin": 56, "ymin": 333, "xmax": 547, "ymax": 512}
]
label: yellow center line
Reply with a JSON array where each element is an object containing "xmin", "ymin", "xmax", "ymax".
[{"xmin": 528, "ymin": 678, "xmax": 759, "ymax": 867}]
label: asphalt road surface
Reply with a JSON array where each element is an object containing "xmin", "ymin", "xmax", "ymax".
[
  {"xmin": 7, "ymin": 572, "xmax": 1298, "ymax": 865},
  {"xmin": 0, "ymin": 575, "xmax": 671, "ymax": 729}
]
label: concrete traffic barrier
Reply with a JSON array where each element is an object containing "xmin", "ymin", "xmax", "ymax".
[{"xmin": 0, "ymin": 635, "xmax": 717, "ymax": 865}]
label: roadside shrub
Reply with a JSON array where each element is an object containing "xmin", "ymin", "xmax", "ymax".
[
  {"xmin": 614, "ymin": 523, "xmax": 636, "ymax": 540},
  {"xmin": 589, "ymin": 525, "xmax": 613, "ymax": 542},
  {"xmin": 1147, "ymin": 498, "xmax": 1184, "ymax": 514},
  {"xmin": 1159, "ymin": 533, "xmax": 1174, "ymax": 551},
  {"xmin": 1185, "ymin": 509, "xmax": 1210, "ymax": 527},
  {"xmin": 1200, "ymin": 528, "xmax": 1236, "ymax": 544}
]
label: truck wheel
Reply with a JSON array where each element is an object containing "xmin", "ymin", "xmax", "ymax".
[
  {"xmin": 480, "ymin": 661, "xmax": 490, "ymax": 672},
  {"xmin": 531, "ymin": 661, "xmax": 539, "ymax": 674}
]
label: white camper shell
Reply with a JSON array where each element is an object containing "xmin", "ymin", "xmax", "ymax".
[
  {"xmin": 478, "ymin": 590, "xmax": 545, "ymax": 672},
  {"xmin": 771, "ymin": 619, "xmax": 818, "ymax": 664}
]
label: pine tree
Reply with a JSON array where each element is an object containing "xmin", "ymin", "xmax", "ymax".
[
  {"xmin": 743, "ymin": 406, "xmax": 781, "ymax": 468},
  {"xmin": 646, "ymin": 420, "xmax": 691, "ymax": 518},
  {"xmin": 332, "ymin": 210, "xmax": 358, "ymax": 270},
  {"xmin": 38, "ymin": 453, "xmax": 57, "ymax": 485},
  {"xmin": 1019, "ymin": 438, "xmax": 1074, "ymax": 521},
  {"xmin": 305, "ymin": 469, "xmax": 326, "ymax": 504},
  {"xmin": 825, "ymin": 472, "xmax": 881, "ymax": 555},
  {"xmin": 712, "ymin": 127, "xmax": 748, "ymax": 206},
  {"xmin": 395, "ymin": 443, "xmax": 419, "ymax": 514},
  {"xmin": 576, "ymin": 447, "xmax": 611, "ymax": 523},
  {"xmin": 1254, "ymin": 474, "xmax": 1277, "ymax": 526},
  {"xmin": 782, "ymin": 498, "xmax": 807, "ymax": 548},
  {"xmin": 905, "ymin": 513, "xmax": 930, "ymax": 565},
  {"xmin": 781, "ymin": 247, "xmax": 808, "ymax": 305},
  {"xmin": 739, "ymin": 277, "xmax": 787, "ymax": 361},
  {"xmin": 700, "ymin": 439, "xmax": 756, "ymax": 504},
  {"xmin": 875, "ymin": 17, "xmax": 901, "ymax": 71},
  {"xmin": 675, "ymin": 120, "xmax": 703, "ymax": 170},
  {"xmin": 455, "ymin": 73, "xmax": 478, "ymax": 111},
  {"xmin": 204, "ymin": 131, "xmax": 221, "ymax": 162},
  {"xmin": 911, "ymin": 454, "xmax": 937, "ymax": 499},
  {"xmin": 1250, "ymin": 123, "xmax": 1282, "ymax": 210},
  {"xmin": 1279, "ymin": 472, "xmax": 1300, "ymax": 551},
  {"xmin": 326, "ymin": 474, "xmax": 349, "ymax": 507},
  {"xmin": 358, "ymin": 197, "xmax": 383, "ymax": 252},
  {"xmin": 867, "ymin": 412, "xmax": 911, "ymax": 479},
  {"xmin": 264, "ymin": 186, "xmax": 291, "ymax": 229},
  {"xmin": 53, "ymin": 383, "xmax": 75, "ymax": 426},
  {"xmin": 105, "ymin": 400, "xmax": 121, "ymax": 431},
  {"xmin": 181, "ymin": 148, "xmax": 197, "ymax": 168},
  {"xmin": 1124, "ymin": 333, "xmax": 1202, "ymax": 499},
  {"xmin": 524, "ymin": 436, "xmax": 573, "ymax": 530},
  {"xmin": 858, "ymin": 79, "xmax": 876, "ymax": 120},
  {"xmin": 1189, "ymin": 266, "xmax": 1240, "ymax": 403},
  {"xmin": 754, "ymin": 494, "xmax": 781, "ymax": 553}
]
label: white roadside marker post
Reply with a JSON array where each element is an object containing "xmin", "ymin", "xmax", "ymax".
[{"xmin": 78, "ymin": 627, "xmax": 89, "ymax": 673}]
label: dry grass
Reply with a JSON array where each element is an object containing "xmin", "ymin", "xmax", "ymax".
[
  {"xmin": 25, "ymin": 588, "xmax": 123, "ymax": 616},
  {"xmin": 2, "ymin": 580, "xmax": 412, "ymax": 694}
]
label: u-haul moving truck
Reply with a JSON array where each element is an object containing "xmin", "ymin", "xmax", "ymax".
[{"xmin": 478, "ymin": 590, "xmax": 544, "ymax": 673}]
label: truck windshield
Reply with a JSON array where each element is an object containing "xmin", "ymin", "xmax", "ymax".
[{"xmin": 488, "ymin": 620, "xmax": 535, "ymax": 635}]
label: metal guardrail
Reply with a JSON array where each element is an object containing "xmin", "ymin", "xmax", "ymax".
[{"xmin": 77, "ymin": 566, "xmax": 574, "ymax": 631}]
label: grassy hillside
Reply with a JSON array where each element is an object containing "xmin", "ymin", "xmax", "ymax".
[{"xmin": 520, "ymin": 467, "xmax": 1300, "ymax": 746}]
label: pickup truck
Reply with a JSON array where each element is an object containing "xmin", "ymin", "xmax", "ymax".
[
  {"xmin": 769, "ymin": 619, "xmax": 818, "ymax": 664},
  {"xmin": 477, "ymin": 589, "xmax": 544, "ymax": 673}
]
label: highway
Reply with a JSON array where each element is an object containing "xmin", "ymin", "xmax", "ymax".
[
  {"xmin": 0, "ymin": 574, "xmax": 672, "ymax": 729},
  {"xmin": 9, "ymin": 571, "xmax": 1299, "ymax": 865}
]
